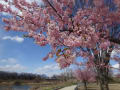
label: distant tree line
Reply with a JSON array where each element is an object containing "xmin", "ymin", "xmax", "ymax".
[
  {"xmin": 0, "ymin": 69, "xmax": 75, "ymax": 82},
  {"xmin": 0, "ymin": 71, "xmax": 48, "ymax": 81}
]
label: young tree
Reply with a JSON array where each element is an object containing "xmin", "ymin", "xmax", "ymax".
[
  {"xmin": 74, "ymin": 68, "xmax": 96, "ymax": 90},
  {"xmin": 0, "ymin": 0, "xmax": 120, "ymax": 90}
]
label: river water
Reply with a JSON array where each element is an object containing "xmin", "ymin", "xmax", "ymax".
[{"xmin": 0, "ymin": 85, "xmax": 31, "ymax": 90}]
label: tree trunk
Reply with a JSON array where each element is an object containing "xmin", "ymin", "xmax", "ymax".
[
  {"xmin": 104, "ymin": 68, "xmax": 109, "ymax": 90},
  {"xmin": 97, "ymin": 67, "xmax": 109, "ymax": 90},
  {"xmin": 83, "ymin": 81, "xmax": 87, "ymax": 90},
  {"xmin": 94, "ymin": 49, "xmax": 112, "ymax": 90},
  {"xmin": 105, "ymin": 81, "xmax": 109, "ymax": 90},
  {"xmin": 99, "ymin": 78, "xmax": 104, "ymax": 90}
]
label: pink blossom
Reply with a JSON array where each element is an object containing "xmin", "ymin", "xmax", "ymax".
[
  {"xmin": 56, "ymin": 53, "xmax": 76, "ymax": 69},
  {"xmin": 100, "ymin": 41, "xmax": 110, "ymax": 50},
  {"xmin": 0, "ymin": 4, "xmax": 4, "ymax": 12},
  {"xmin": 74, "ymin": 68, "xmax": 96, "ymax": 82}
]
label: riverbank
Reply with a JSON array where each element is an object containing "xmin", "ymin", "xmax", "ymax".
[{"xmin": 0, "ymin": 79, "xmax": 77, "ymax": 90}]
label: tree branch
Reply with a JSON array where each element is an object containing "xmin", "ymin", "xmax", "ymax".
[
  {"xmin": 45, "ymin": 0, "xmax": 63, "ymax": 20},
  {"xmin": 109, "ymin": 37, "xmax": 120, "ymax": 45}
]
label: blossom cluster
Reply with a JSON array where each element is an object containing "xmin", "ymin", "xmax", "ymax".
[{"xmin": 0, "ymin": 0, "xmax": 120, "ymax": 69}]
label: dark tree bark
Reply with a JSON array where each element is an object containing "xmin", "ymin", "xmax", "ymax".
[
  {"xmin": 97, "ymin": 67, "xmax": 109, "ymax": 90},
  {"xmin": 83, "ymin": 81, "xmax": 87, "ymax": 90},
  {"xmin": 94, "ymin": 48, "xmax": 112, "ymax": 90}
]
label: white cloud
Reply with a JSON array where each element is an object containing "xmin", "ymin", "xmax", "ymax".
[
  {"xmin": 35, "ymin": 64, "xmax": 63, "ymax": 77},
  {"xmin": 0, "ymin": 58, "xmax": 27, "ymax": 72},
  {"xmin": 112, "ymin": 64, "xmax": 120, "ymax": 69},
  {"xmin": 112, "ymin": 63, "xmax": 120, "ymax": 75},
  {"xmin": 111, "ymin": 48, "xmax": 120, "ymax": 57},
  {"xmin": 0, "ymin": 64, "xmax": 26, "ymax": 72},
  {"xmin": 0, "ymin": 58, "xmax": 17, "ymax": 64},
  {"xmin": 2, "ymin": 36, "xmax": 24, "ymax": 43}
]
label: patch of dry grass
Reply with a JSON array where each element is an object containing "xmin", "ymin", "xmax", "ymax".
[
  {"xmin": 30, "ymin": 80, "xmax": 77, "ymax": 90},
  {"xmin": 78, "ymin": 83, "xmax": 120, "ymax": 90}
]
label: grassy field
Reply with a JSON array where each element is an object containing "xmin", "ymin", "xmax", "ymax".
[
  {"xmin": 30, "ymin": 80, "xmax": 77, "ymax": 90},
  {"xmin": 78, "ymin": 83, "xmax": 120, "ymax": 90},
  {"xmin": 0, "ymin": 80, "xmax": 119, "ymax": 90}
]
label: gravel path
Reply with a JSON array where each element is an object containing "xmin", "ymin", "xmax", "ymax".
[{"xmin": 59, "ymin": 85, "xmax": 77, "ymax": 90}]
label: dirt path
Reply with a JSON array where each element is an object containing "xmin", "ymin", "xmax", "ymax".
[{"xmin": 59, "ymin": 85, "xmax": 77, "ymax": 90}]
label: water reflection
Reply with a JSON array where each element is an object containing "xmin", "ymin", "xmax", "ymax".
[{"xmin": 0, "ymin": 85, "xmax": 31, "ymax": 90}]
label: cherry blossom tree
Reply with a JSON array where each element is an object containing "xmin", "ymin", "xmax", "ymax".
[
  {"xmin": 74, "ymin": 68, "xmax": 96, "ymax": 90},
  {"xmin": 0, "ymin": 0, "xmax": 120, "ymax": 90}
]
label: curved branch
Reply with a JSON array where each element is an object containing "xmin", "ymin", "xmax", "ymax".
[{"xmin": 45, "ymin": 0, "xmax": 63, "ymax": 20}]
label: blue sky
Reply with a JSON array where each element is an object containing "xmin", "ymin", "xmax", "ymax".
[
  {"xmin": 0, "ymin": 0, "xmax": 68, "ymax": 77},
  {"xmin": 0, "ymin": 18, "xmax": 65, "ymax": 76}
]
